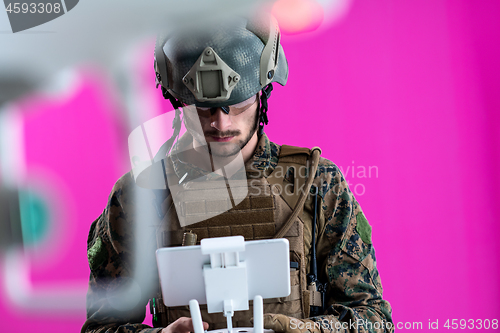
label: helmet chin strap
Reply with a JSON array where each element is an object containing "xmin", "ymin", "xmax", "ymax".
[
  {"xmin": 148, "ymin": 87, "xmax": 183, "ymax": 216},
  {"xmin": 162, "ymin": 87, "xmax": 183, "ymax": 111},
  {"xmin": 259, "ymin": 83, "xmax": 273, "ymax": 135},
  {"xmin": 153, "ymin": 88, "xmax": 183, "ymax": 163}
]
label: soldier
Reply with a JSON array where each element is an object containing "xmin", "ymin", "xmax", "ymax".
[{"xmin": 83, "ymin": 14, "xmax": 393, "ymax": 333}]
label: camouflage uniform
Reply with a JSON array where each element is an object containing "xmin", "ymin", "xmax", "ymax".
[{"xmin": 82, "ymin": 134, "xmax": 393, "ymax": 333}]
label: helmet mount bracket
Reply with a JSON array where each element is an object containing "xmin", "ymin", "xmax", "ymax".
[{"xmin": 183, "ymin": 47, "xmax": 241, "ymax": 102}]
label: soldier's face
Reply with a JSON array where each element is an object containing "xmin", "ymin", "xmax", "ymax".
[{"xmin": 183, "ymin": 95, "xmax": 260, "ymax": 157}]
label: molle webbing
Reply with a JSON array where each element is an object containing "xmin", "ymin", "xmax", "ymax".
[
  {"xmin": 266, "ymin": 146, "xmax": 310, "ymax": 210},
  {"xmin": 159, "ymin": 192, "xmax": 278, "ymax": 247}
]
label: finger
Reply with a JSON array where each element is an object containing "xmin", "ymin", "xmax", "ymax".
[
  {"xmin": 263, "ymin": 314, "xmax": 290, "ymax": 332},
  {"xmin": 171, "ymin": 317, "xmax": 192, "ymax": 333},
  {"xmin": 171, "ymin": 317, "xmax": 209, "ymax": 333},
  {"xmin": 172, "ymin": 317, "xmax": 195, "ymax": 333}
]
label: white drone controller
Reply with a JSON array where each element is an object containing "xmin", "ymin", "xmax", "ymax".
[{"xmin": 156, "ymin": 236, "xmax": 290, "ymax": 333}]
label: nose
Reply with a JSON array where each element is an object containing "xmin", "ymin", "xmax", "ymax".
[{"xmin": 210, "ymin": 108, "xmax": 232, "ymax": 131}]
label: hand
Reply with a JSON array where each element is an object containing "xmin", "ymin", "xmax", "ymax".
[
  {"xmin": 263, "ymin": 314, "xmax": 322, "ymax": 333},
  {"xmin": 161, "ymin": 317, "xmax": 209, "ymax": 333}
]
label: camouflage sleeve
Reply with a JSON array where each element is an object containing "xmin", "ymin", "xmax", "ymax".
[
  {"xmin": 310, "ymin": 159, "xmax": 393, "ymax": 333},
  {"xmin": 82, "ymin": 174, "xmax": 162, "ymax": 333}
]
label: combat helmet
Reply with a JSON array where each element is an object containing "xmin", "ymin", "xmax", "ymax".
[{"xmin": 154, "ymin": 14, "xmax": 288, "ymax": 139}]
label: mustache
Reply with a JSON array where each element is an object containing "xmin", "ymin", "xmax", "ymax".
[{"xmin": 204, "ymin": 130, "xmax": 241, "ymax": 137}]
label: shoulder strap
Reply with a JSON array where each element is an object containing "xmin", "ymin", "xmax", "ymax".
[
  {"xmin": 267, "ymin": 144, "xmax": 320, "ymax": 207},
  {"xmin": 267, "ymin": 145, "xmax": 322, "ymax": 238},
  {"xmin": 267, "ymin": 145, "xmax": 312, "ymax": 208}
]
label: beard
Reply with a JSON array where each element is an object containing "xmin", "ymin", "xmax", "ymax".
[{"xmin": 202, "ymin": 109, "xmax": 260, "ymax": 158}]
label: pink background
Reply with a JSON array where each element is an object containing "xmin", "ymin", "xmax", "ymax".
[{"xmin": 1, "ymin": 0, "xmax": 499, "ymax": 331}]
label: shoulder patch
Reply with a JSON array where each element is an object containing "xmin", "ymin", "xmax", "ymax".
[
  {"xmin": 356, "ymin": 212, "xmax": 372, "ymax": 244},
  {"xmin": 88, "ymin": 236, "xmax": 107, "ymax": 272}
]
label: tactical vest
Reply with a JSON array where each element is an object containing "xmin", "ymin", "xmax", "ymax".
[{"xmin": 151, "ymin": 145, "xmax": 322, "ymax": 329}]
